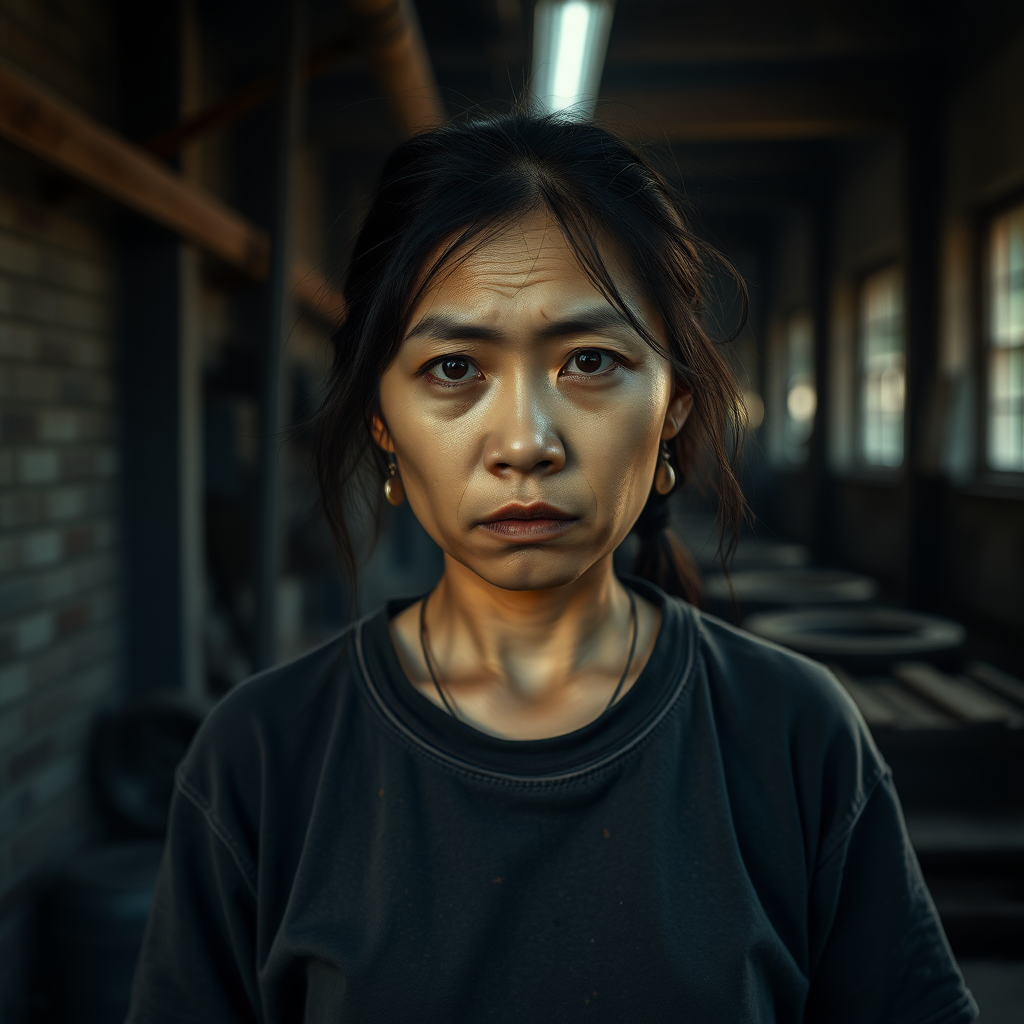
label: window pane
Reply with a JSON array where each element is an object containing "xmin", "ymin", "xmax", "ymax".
[
  {"xmin": 859, "ymin": 266, "xmax": 904, "ymax": 467},
  {"xmin": 987, "ymin": 203, "xmax": 1024, "ymax": 471},
  {"xmin": 783, "ymin": 309, "xmax": 815, "ymax": 463},
  {"xmin": 988, "ymin": 348, "xmax": 1024, "ymax": 470}
]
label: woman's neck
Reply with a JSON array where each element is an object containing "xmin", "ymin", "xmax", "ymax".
[
  {"xmin": 389, "ymin": 554, "xmax": 660, "ymax": 739},
  {"xmin": 432, "ymin": 554, "xmax": 629, "ymax": 694}
]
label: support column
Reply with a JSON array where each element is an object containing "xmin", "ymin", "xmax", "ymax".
[
  {"xmin": 809, "ymin": 186, "xmax": 834, "ymax": 564},
  {"xmin": 178, "ymin": 243, "xmax": 205, "ymax": 697},
  {"xmin": 116, "ymin": 0, "xmax": 204, "ymax": 693},
  {"xmin": 254, "ymin": 0, "xmax": 306, "ymax": 670},
  {"xmin": 177, "ymin": 0, "xmax": 206, "ymax": 698},
  {"xmin": 903, "ymin": 70, "xmax": 945, "ymax": 609}
]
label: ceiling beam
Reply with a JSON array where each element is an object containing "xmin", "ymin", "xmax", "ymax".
[
  {"xmin": 349, "ymin": 0, "xmax": 446, "ymax": 135},
  {"xmin": 601, "ymin": 41, "xmax": 905, "ymax": 67},
  {"xmin": 140, "ymin": 0, "xmax": 447, "ymax": 163},
  {"xmin": 598, "ymin": 80, "xmax": 900, "ymax": 142},
  {"xmin": 618, "ymin": 118, "xmax": 891, "ymax": 143},
  {"xmin": 0, "ymin": 59, "xmax": 345, "ymax": 324}
]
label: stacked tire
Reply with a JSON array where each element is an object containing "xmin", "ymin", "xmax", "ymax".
[
  {"xmin": 36, "ymin": 843, "xmax": 164, "ymax": 1024},
  {"xmin": 34, "ymin": 693, "xmax": 203, "ymax": 1022},
  {"xmin": 703, "ymin": 567, "xmax": 878, "ymax": 621},
  {"xmin": 743, "ymin": 606, "xmax": 967, "ymax": 673}
]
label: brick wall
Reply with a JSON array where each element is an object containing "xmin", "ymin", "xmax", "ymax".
[
  {"xmin": 0, "ymin": 184, "xmax": 122, "ymax": 1020},
  {"xmin": 0, "ymin": 1, "xmax": 120, "ymax": 1018}
]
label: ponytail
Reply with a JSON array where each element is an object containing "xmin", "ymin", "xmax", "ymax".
[{"xmin": 631, "ymin": 490, "xmax": 704, "ymax": 607}]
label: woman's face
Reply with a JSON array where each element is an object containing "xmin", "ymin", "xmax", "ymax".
[{"xmin": 375, "ymin": 209, "xmax": 690, "ymax": 592}]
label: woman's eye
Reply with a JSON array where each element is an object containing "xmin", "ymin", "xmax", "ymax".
[
  {"xmin": 567, "ymin": 349, "xmax": 615, "ymax": 375},
  {"xmin": 440, "ymin": 358, "xmax": 471, "ymax": 380},
  {"xmin": 429, "ymin": 357, "xmax": 479, "ymax": 382}
]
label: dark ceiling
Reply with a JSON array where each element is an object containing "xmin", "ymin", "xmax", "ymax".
[{"xmin": 185, "ymin": 0, "xmax": 1024, "ymax": 275}]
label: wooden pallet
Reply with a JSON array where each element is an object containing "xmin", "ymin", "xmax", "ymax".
[
  {"xmin": 829, "ymin": 661, "xmax": 1024, "ymax": 816},
  {"xmin": 832, "ymin": 661, "xmax": 1024, "ymax": 731}
]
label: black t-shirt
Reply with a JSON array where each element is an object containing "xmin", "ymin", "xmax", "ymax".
[{"xmin": 128, "ymin": 580, "xmax": 977, "ymax": 1023}]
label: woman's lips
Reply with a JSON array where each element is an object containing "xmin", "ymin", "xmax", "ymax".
[
  {"xmin": 480, "ymin": 518, "xmax": 575, "ymax": 540},
  {"xmin": 477, "ymin": 503, "xmax": 579, "ymax": 542}
]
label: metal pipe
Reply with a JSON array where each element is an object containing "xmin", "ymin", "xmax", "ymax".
[
  {"xmin": 254, "ymin": 0, "xmax": 307, "ymax": 671},
  {"xmin": 349, "ymin": 0, "xmax": 446, "ymax": 135},
  {"xmin": 145, "ymin": 32, "xmax": 357, "ymax": 159}
]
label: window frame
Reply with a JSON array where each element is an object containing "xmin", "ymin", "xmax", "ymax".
[
  {"xmin": 854, "ymin": 260, "xmax": 906, "ymax": 476},
  {"xmin": 977, "ymin": 193, "xmax": 1024, "ymax": 487}
]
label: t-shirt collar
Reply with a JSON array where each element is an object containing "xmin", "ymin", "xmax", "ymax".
[{"xmin": 355, "ymin": 576, "xmax": 696, "ymax": 781}]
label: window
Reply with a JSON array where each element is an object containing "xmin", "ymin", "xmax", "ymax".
[
  {"xmin": 987, "ymin": 203, "xmax": 1024, "ymax": 472},
  {"xmin": 782, "ymin": 310, "xmax": 815, "ymax": 463},
  {"xmin": 858, "ymin": 266, "xmax": 905, "ymax": 467}
]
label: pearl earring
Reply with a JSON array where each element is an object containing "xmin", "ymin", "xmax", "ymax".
[
  {"xmin": 654, "ymin": 442, "xmax": 676, "ymax": 495},
  {"xmin": 383, "ymin": 454, "xmax": 405, "ymax": 506}
]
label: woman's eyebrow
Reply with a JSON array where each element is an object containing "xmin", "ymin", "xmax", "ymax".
[
  {"xmin": 536, "ymin": 306, "xmax": 641, "ymax": 340},
  {"xmin": 405, "ymin": 313, "xmax": 503, "ymax": 342},
  {"xmin": 406, "ymin": 305, "xmax": 643, "ymax": 343}
]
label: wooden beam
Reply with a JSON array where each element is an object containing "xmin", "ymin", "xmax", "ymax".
[
  {"xmin": 0, "ymin": 59, "xmax": 347, "ymax": 324},
  {"xmin": 627, "ymin": 119, "xmax": 889, "ymax": 143},
  {"xmin": 349, "ymin": 0, "xmax": 446, "ymax": 135},
  {"xmin": 0, "ymin": 59, "xmax": 269, "ymax": 278},
  {"xmin": 147, "ymin": 0, "xmax": 447, "ymax": 155},
  {"xmin": 598, "ymin": 80, "xmax": 900, "ymax": 143},
  {"xmin": 602, "ymin": 41, "xmax": 904, "ymax": 67}
]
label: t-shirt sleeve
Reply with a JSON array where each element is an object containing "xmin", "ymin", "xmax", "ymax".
[
  {"xmin": 126, "ymin": 769, "xmax": 261, "ymax": 1024},
  {"xmin": 805, "ymin": 771, "xmax": 978, "ymax": 1024}
]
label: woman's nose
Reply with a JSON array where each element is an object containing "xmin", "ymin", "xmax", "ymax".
[{"xmin": 483, "ymin": 375, "xmax": 566, "ymax": 477}]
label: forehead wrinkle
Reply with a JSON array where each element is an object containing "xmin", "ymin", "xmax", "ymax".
[
  {"xmin": 471, "ymin": 214, "xmax": 579, "ymax": 277},
  {"xmin": 471, "ymin": 234, "xmax": 577, "ymax": 272},
  {"xmin": 412, "ymin": 267, "xmax": 647, "ymax": 345},
  {"xmin": 455, "ymin": 240, "xmax": 600, "ymax": 304},
  {"xmin": 520, "ymin": 208, "xmax": 555, "ymax": 293},
  {"xmin": 409, "ymin": 211, "xmax": 663, "ymax": 347}
]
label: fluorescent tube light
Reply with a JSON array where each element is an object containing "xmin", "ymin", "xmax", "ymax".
[{"xmin": 531, "ymin": 1, "xmax": 614, "ymax": 118}]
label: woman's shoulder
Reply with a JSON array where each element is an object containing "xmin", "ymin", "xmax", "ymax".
[
  {"xmin": 177, "ymin": 619, "xmax": 369, "ymax": 816},
  {"xmin": 691, "ymin": 605, "xmax": 864, "ymax": 729},
  {"xmin": 688, "ymin": 603, "xmax": 885, "ymax": 800},
  {"xmin": 686, "ymin": 603, "xmax": 889, "ymax": 865},
  {"xmin": 633, "ymin": 578, "xmax": 865, "ymax": 743}
]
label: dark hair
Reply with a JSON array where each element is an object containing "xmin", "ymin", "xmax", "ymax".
[{"xmin": 311, "ymin": 111, "xmax": 748, "ymax": 607}]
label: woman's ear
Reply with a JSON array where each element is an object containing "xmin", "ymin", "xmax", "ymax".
[
  {"xmin": 661, "ymin": 386, "xmax": 694, "ymax": 440},
  {"xmin": 371, "ymin": 415, "xmax": 395, "ymax": 453}
]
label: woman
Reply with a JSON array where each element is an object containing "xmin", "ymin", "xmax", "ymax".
[{"xmin": 129, "ymin": 114, "xmax": 975, "ymax": 1023}]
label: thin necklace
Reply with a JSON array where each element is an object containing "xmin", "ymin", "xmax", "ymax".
[{"xmin": 418, "ymin": 589, "xmax": 639, "ymax": 723}]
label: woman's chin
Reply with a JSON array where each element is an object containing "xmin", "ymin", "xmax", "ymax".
[{"xmin": 455, "ymin": 548, "xmax": 604, "ymax": 594}]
